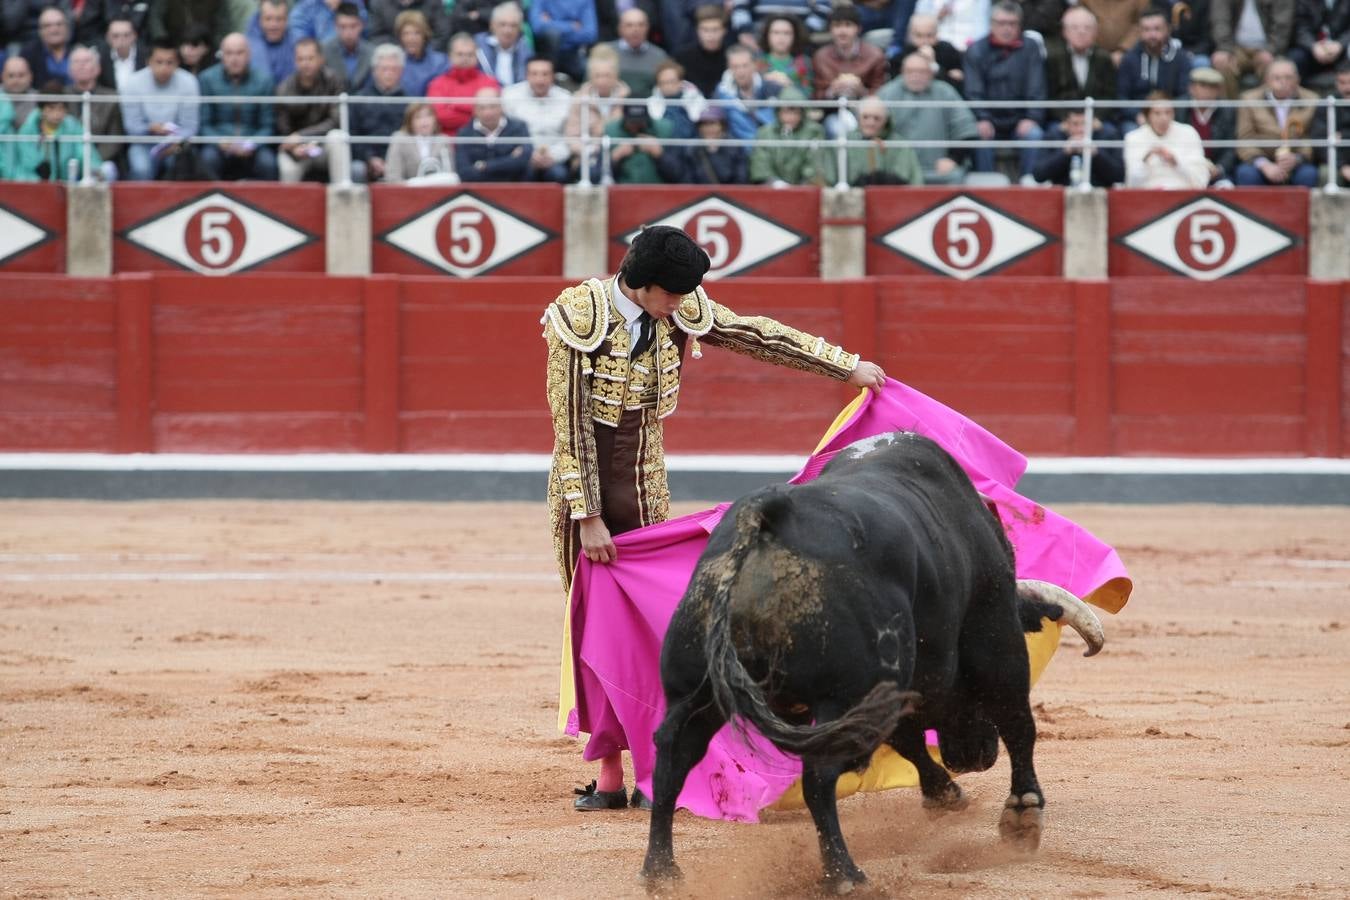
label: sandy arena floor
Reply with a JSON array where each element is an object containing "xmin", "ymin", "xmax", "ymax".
[{"xmin": 1, "ymin": 500, "xmax": 1349, "ymax": 899}]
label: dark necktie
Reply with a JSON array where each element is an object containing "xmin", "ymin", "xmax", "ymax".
[{"xmin": 631, "ymin": 312, "xmax": 655, "ymax": 357}]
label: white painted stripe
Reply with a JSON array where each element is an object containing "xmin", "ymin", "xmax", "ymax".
[
  {"xmin": 0, "ymin": 571, "xmax": 557, "ymax": 584},
  {"xmin": 0, "ymin": 453, "xmax": 1348, "ymax": 475}
]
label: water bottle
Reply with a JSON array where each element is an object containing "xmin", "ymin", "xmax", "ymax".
[{"xmin": 1069, "ymin": 153, "xmax": 1083, "ymax": 188}]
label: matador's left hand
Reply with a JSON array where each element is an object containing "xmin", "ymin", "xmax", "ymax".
[{"xmin": 848, "ymin": 361, "xmax": 886, "ymax": 395}]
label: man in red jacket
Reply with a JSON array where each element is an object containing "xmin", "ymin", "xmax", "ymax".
[{"xmin": 426, "ymin": 32, "xmax": 499, "ymax": 135}]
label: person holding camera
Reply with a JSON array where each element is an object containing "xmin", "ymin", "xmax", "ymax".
[
  {"xmin": 12, "ymin": 80, "xmax": 104, "ymax": 182},
  {"xmin": 601, "ymin": 101, "xmax": 686, "ymax": 183}
]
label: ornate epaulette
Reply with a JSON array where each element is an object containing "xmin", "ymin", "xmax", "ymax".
[
  {"xmin": 541, "ymin": 278, "xmax": 609, "ymax": 352},
  {"xmin": 672, "ymin": 286, "xmax": 714, "ymax": 338}
]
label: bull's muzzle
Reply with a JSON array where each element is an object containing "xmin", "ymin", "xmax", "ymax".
[{"xmin": 1016, "ymin": 580, "xmax": 1105, "ymax": 657}]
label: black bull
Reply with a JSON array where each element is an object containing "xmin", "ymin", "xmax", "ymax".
[{"xmin": 641, "ymin": 431, "xmax": 1104, "ymax": 891}]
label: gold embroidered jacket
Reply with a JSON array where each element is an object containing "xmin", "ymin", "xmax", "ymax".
[{"xmin": 543, "ymin": 277, "xmax": 859, "ymax": 588}]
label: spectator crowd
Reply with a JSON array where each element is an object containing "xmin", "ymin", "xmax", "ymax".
[{"xmin": 0, "ymin": 0, "xmax": 1347, "ymax": 189}]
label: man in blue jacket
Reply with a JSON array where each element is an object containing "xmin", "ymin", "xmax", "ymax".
[
  {"xmin": 529, "ymin": 0, "xmax": 597, "ymax": 83},
  {"xmin": 456, "ymin": 85, "xmax": 532, "ymax": 181},
  {"xmin": 1116, "ymin": 7, "xmax": 1191, "ymax": 134},
  {"xmin": 198, "ymin": 32, "xmax": 278, "ymax": 180},
  {"xmin": 963, "ymin": 0, "xmax": 1046, "ymax": 179}
]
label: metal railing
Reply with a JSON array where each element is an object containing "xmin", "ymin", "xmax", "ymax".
[{"xmin": 2, "ymin": 90, "xmax": 1345, "ymax": 193}]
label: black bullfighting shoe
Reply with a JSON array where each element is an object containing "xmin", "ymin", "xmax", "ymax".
[
  {"xmin": 629, "ymin": 788, "xmax": 652, "ymax": 810},
  {"xmin": 573, "ymin": 780, "xmax": 627, "ymax": 811}
]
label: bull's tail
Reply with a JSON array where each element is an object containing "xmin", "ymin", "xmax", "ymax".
[{"xmin": 703, "ymin": 492, "xmax": 913, "ymax": 763}]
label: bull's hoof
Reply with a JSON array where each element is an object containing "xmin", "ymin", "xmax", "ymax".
[
  {"xmin": 997, "ymin": 792, "xmax": 1043, "ymax": 852},
  {"xmin": 921, "ymin": 782, "xmax": 969, "ymax": 814},
  {"xmin": 822, "ymin": 865, "xmax": 867, "ymax": 895},
  {"xmin": 640, "ymin": 860, "xmax": 683, "ymax": 894}
]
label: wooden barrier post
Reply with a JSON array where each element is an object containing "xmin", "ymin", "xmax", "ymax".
[
  {"xmin": 1072, "ymin": 279, "xmax": 1113, "ymax": 456},
  {"xmin": 362, "ymin": 275, "xmax": 400, "ymax": 453},
  {"xmin": 115, "ymin": 274, "xmax": 154, "ymax": 453},
  {"xmin": 1304, "ymin": 281, "xmax": 1344, "ymax": 457}
]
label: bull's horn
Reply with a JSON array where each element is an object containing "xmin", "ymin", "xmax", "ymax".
[{"xmin": 1017, "ymin": 580, "xmax": 1105, "ymax": 657}]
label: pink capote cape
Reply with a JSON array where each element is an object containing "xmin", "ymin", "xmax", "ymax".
[{"xmin": 559, "ymin": 379, "xmax": 1132, "ymax": 823}]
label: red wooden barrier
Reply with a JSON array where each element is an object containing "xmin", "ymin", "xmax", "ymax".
[
  {"xmin": 866, "ymin": 188, "xmax": 1062, "ymax": 278},
  {"xmin": 1, "ymin": 273, "xmax": 1345, "ymax": 457},
  {"xmin": 0, "ymin": 183, "xmax": 65, "ymax": 273},
  {"xmin": 370, "ymin": 184, "xmax": 563, "ymax": 277},
  {"xmin": 112, "ymin": 183, "xmax": 325, "ymax": 275},
  {"xmin": 1109, "ymin": 188, "xmax": 1307, "ymax": 279},
  {"xmin": 607, "ymin": 186, "xmax": 820, "ymax": 278},
  {"xmin": 0, "ymin": 275, "xmax": 117, "ymax": 449}
]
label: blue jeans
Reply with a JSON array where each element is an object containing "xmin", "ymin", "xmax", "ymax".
[
  {"xmin": 973, "ymin": 121, "xmax": 1044, "ymax": 177},
  {"xmin": 1235, "ymin": 162, "xmax": 1319, "ymax": 187},
  {"xmin": 199, "ymin": 144, "xmax": 279, "ymax": 180},
  {"xmin": 127, "ymin": 143, "xmax": 164, "ymax": 181}
]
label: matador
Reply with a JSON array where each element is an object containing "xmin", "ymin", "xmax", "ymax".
[{"xmin": 543, "ymin": 226, "xmax": 886, "ymax": 810}]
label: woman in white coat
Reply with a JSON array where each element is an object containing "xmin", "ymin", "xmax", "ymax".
[
  {"xmin": 1124, "ymin": 91, "xmax": 1210, "ymax": 190},
  {"xmin": 385, "ymin": 103, "xmax": 460, "ymax": 184}
]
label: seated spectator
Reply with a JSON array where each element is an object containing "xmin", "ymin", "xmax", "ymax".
[
  {"xmin": 682, "ymin": 105, "xmax": 748, "ymax": 183},
  {"xmin": 198, "ymin": 33, "xmax": 278, "ymax": 181},
  {"xmin": 812, "ymin": 5, "xmax": 888, "ymax": 99},
  {"xmin": 275, "ymin": 37, "xmax": 342, "ymax": 182},
  {"xmin": 1171, "ymin": 0, "xmax": 1214, "ymax": 66},
  {"xmin": 148, "ymin": 0, "xmax": 234, "ymax": 52},
  {"xmin": 1032, "ymin": 106, "xmax": 1123, "ymax": 184},
  {"xmin": 427, "ymin": 33, "xmax": 500, "ymax": 137},
  {"xmin": 0, "ymin": 94, "xmax": 12, "ymax": 178},
  {"xmin": 654, "ymin": 0, "xmax": 709, "ymax": 57},
  {"xmin": 503, "ymin": 55, "xmax": 572, "ymax": 181},
  {"xmin": 384, "ymin": 102, "xmax": 458, "ymax": 181},
  {"xmin": 675, "ymin": 5, "xmax": 730, "ymax": 98},
  {"xmin": 730, "ymin": 0, "xmax": 829, "ymax": 48},
  {"xmin": 21, "ymin": 7, "xmax": 75, "ymax": 87},
  {"xmin": 248, "ymin": 0, "xmax": 299, "ymax": 84},
  {"xmin": 3, "ymin": 57, "xmax": 38, "ymax": 127},
  {"xmin": 714, "ymin": 44, "xmax": 780, "ymax": 142},
  {"xmin": 964, "ymin": 1, "xmax": 1046, "ymax": 179},
  {"xmin": 880, "ymin": 50, "xmax": 979, "ymax": 183},
  {"xmin": 178, "ymin": 23, "xmax": 214, "ymax": 76},
  {"xmin": 852, "ymin": 0, "xmax": 910, "ymax": 46},
  {"xmin": 456, "ymin": 86, "xmax": 532, "ymax": 181},
  {"xmin": 98, "ymin": 16, "xmax": 145, "ymax": 91},
  {"xmin": 1079, "ymin": 0, "xmax": 1150, "ymax": 64},
  {"xmin": 564, "ymin": 45, "xmax": 630, "ymax": 176},
  {"xmin": 759, "ymin": 14, "xmax": 813, "ymax": 94},
  {"xmin": 12, "ymin": 80, "xmax": 102, "ymax": 181},
  {"xmin": 1211, "ymin": 0, "xmax": 1294, "ymax": 97},
  {"xmin": 104, "ymin": 0, "xmax": 152, "ymax": 38},
  {"xmin": 647, "ymin": 60, "xmax": 704, "ymax": 138},
  {"xmin": 70, "ymin": 0, "xmax": 110, "ymax": 46},
  {"xmin": 530, "ymin": 0, "xmax": 598, "ymax": 84},
  {"xmin": 609, "ymin": 8, "xmax": 668, "ymax": 98},
  {"xmin": 1124, "ymin": 91, "xmax": 1210, "ymax": 186},
  {"xmin": 396, "ymin": 10, "xmax": 448, "ymax": 94},
  {"xmin": 1045, "ymin": 6, "xmax": 1117, "ymax": 123},
  {"xmin": 322, "ymin": 2, "xmax": 374, "ymax": 90},
  {"xmin": 449, "ymin": 0, "xmax": 497, "ymax": 36},
  {"xmin": 290, "ymin": 0, "xmax": 367, "ymax": 45},
  {"xmin": 369, "ymin": 0, "xmax": 450, "ymax": 48},
  {"xmin": 890, "ymin": 12, "xmax": 964, "ymax": 91},
  {"xmin": 914, "ymin": 0, "xmax": 990, "ymax": 50},
  {"xmin": 1184, "ymin": 64, "xmax": 1237, "ymax": 183},
  {"xmin": 1117, "ymin": 7, "xmax": 1192, "ymax": 133},
  {"xmin": 63, "ymin": 46, "xmax": 125, "ymax": 180},
  {"xmin": 1290, "ymin": 0, "xmax": 1350, "ymax": 85},
  {"xmin": 602, "ymin": 101, "xmax": 683, "ymax": 183},
  {"xmin": 823, "ymin": 95, "xmax": 925, "ymax": 186},
  {"xmin": 475, "ymin": 2, "xmax": 532, "ymax": 87},
  {"xmin": 122, "ymin": 40, "xmax": 200, "ymax": 180},
  {"xmin": 1235, "ymin": 57, "xmax": 1319, "ymax": 186},
  {"xmin": 350, "ymin": 43, "xmax": 409, "ymax": 182},
  {"xmin": 749, "ymin": 85, "xmax": 825, "ymax": 186},
  {"xmin": 1319, "ymin": 61, "xmax": 1350, "ymax": 186}
]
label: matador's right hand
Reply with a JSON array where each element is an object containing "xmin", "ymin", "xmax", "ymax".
[{"xmin": 579, "ymin": 516, "xmax": 617, "ymax": 564}]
